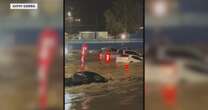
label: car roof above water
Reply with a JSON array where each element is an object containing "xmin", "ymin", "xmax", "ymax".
[{"xmin": 75, "ymin": 71, "xmax": 100, "ymax": 77}]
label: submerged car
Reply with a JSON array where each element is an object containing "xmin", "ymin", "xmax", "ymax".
[
  {"xmin": 65, "ymin": 71, "xmax": 108, "ymax": 87},
  {"xmin": 116, "ymin": 54, "xmax": 142, "ymax": 63}
]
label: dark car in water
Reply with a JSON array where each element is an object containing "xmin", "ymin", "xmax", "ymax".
[{"xmin": 65, "ymin": 71, "xmax": 108, "ymax": 87}]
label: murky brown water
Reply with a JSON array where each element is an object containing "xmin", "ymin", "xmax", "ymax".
[
  {"xmin": 65, "ymin": 51, "xmax": 143, "ymax": 110},
  {"xmin": 146, "ymin": 83, "xmax": 208, "ymax": 110},
  {"xmin": 65, "ymin": 79, "xmax": 143, "ymax": 110},
  {"xmin": 0, "ymin": 46, "xmax": 63, "ymax": 110}
]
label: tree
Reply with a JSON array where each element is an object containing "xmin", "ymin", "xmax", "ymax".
[
  {"xmin": 104, "ymin": 0, "xmax": 140, "ymax": 37},
  {"xmin": 104, "ymin": 10, "xmax": 123, "ymax": 37}
]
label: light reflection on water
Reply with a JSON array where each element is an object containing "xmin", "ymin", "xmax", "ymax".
[
  {"xmin": 65, "ymin": 80, "xmax": 143, "ymax": 110},
  {"xmin": 65, "ymin": 93, "xmax": 84, "ymax": 110}
]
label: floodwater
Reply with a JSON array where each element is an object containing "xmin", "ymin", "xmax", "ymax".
[
  {"xmin": 0, "ymin": 46, "xmax": 63, "ymax": 110},
  {"xmin": 65, "ymin": 49, "xmax": 143, "ymax": 110},
  {"xmin": 146, "ymin": 83, "xmax": 208, "ymax": 110},
  {"xmin": 145, "ymin": 59, "xmax": 208, "ymax": 110},
  {"xmin": 65, "ymin": 79, "xmax": 143, "ymax": 110}
]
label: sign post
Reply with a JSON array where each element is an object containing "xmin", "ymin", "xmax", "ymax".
[
  {"xmin": 80, "ymin": 43, "xmax": 88, "ymax": 71},
  {"xmin": 105, "ymin": 49, "xmax": 113, "ymax": 80},
  {"xmin": 105, "ymin": 49, "xmax": 111, "ymax": 64},
  {"xmin": 124, "ymin": 64, "xmax": 130, "ymax": 79},
  {"xmin": 37, "ymin": 28, "xmax": 58, "ymax": 110},
  {"xmin": 98, "ymin": 50, "xmax": 103, "ymax": 64},
  {"xmin": 160, "ymin": 61, "xmax": 178, "ymax": 109}
]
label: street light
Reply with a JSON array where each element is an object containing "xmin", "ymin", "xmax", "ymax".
[
  {"xmin": 153, "ymin": 0, "xmax": 168, "ymax": 17},
  {"xmin": 67, "ymin": 11, "xmax": 72, "ymax": 59},
  {"xmin": 67, "ymin": 11, "xmax": 72, "ymax": 34},
  {"xmin": 139, "ymin": 26, "xmax": 144, "ymax": 30},
  {"xmin": 67, "ymin": 11, "xmax": 71, "ymax": 17},
  {"xmin": 121, "ymin": 33, "xmax": 127, "ymax": 40},
  {"xmin": 65, "ymin": 47, "xmax": 68, "ymax": 55},
  {"xmin": 75, "ymin": 18, "xmax": 81, "ymax": 22}
]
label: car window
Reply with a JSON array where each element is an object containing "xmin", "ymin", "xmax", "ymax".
[
  {"xmin": 186, "ymin": 63, "xmax": 208, "ymax": 74},
  {"xmin": 74, "ymin": 73, "xmax": 87, "ymax": 80},
  {"xmin": 94, "ymin": 75, "xmax": 103, "ymax": 81},
  {"xmin": 73, "ymin": 74, "xmax": 80, "ymax": 79},
  {"xmin": 126, "ymin": 51, "xmax": 138, "ymax": 55},
  {"xmin": 132, "ymin": 56, "xmax": 141, "ymax": 60}
]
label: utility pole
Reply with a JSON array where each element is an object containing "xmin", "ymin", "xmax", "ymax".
[{"xmin": 95, "ymin": 13, "xmax": 98, "ymax": 39}]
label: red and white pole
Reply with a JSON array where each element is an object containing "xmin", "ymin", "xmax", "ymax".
[
  {"xmin": 124, "ymin": 64, "xmax": 130, "ymax": 79},
  {"xmin": 98, "ymin": 51, "xmax": 103, "ymax": 64},
  {"xmin": 159, "ymin": 61, "xmax": 179, "ymax": 108},
  {"xmin": 80, "ymin": 43, "xmax": 88, "ymax": 71},
  {"xmin": 105, "ymin": 49, "xmax": 111, "ymax": 64},
  {"xmin": 105, "ymin": 49, "xmax": 113, "ymax": 80},
  {"xmin": 37, "ymin": 28, "xmax": 58, "ymax": 110}
]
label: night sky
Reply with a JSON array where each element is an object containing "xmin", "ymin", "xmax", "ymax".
[
  {"xmin": 66, "ymin": 0, "xmax": 114, "ymax": 28},
  {"xmin": 180, "ymin": 0, "xmax": 208, "ymax": 13},
  {"xmin": 65, "ymin": 0, "xmax": 144, "ymax": 31},
  {"xmin": 65, "ymin": 0, "xmax": 208, "ymax": 28}
]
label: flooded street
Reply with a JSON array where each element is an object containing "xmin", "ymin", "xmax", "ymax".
[
  {"xmin": 0, "ymin": 46, "xmax": 63, "ymax": 110},
  {"xmin": 65, "ymin": 51, "xmax": 143, "ymax": 110},
  {"xmin": 65, "ymin": 79, "xmax": 143, "ymax": 110},
  {"xmin": 146, "ymin": 83, "xmax": 208, "ymax": 110},
  {"xmin": 145, "ymin": 59, "xmax": 208, "ymax": 110}
]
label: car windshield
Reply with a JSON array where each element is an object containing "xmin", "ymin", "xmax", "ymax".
[
  {"xmin": 74, "ymin": 73, "xmax": 86, "ymax": 78},
  {"xmin": 186, "ymin": 63, "xmax": 208, "ymax": 74},
  {"xmin": 132, "ymin": 56, "xmax": 141, "ymax": 60},
  {"xmin": 126, "ymin": 51, "xmax": 138, "ymax": 55},
  {"xmin": 94, "ymin": 75, "xmax": 103, "ymax": 80}
]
